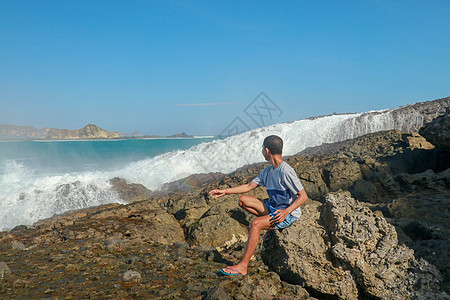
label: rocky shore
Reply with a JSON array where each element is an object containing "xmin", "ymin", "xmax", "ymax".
[{"xmin": 0, "ymin": 110, "xmax": 449, "ymax": 299}]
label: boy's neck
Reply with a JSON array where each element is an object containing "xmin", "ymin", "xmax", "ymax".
[{"xmin": 269, "ymin": 155, "xmax": 284, "ymax": 169}]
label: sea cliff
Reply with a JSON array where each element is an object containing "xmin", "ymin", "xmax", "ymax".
[{"xmin": 0, "ymin": 106, "xmax": 449, "ymax": 299}]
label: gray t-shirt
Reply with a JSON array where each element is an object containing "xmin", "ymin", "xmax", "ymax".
[{"xmin": 252, "ymin": 161, "xmax": 304, "ymax": 218}]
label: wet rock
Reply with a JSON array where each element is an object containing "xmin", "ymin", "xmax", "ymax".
[
  {"xmin": 10, "ymin": 225, "xmax": 28, "ymax": 233},
  {"xmin": 122, "ymin": 270, "xmax": 142, "ymax": 282},
  {"xmin": 109, "ymin": 177, "xmax": 154, "ymax": 202},
  {"xmin": 161, "ymin": 172, "xmax": 225, "ymax": 193},
  {"xmin": 204, "ymin": 286, "xmax": 231, "ymax": 300}
]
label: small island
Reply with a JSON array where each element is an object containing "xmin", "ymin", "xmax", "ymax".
[{"xmin": 0, "ymin": 124, "xmax": 195, "ymax": 140}]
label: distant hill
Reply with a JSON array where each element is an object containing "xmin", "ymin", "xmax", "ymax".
[
  {"xmin": 0, "ymin": 124, "xmax": 119, "ymax": 140},
  {"xmin": 46, "ymin": 124, "xmax": 120, "ymax": 140},
  {"xmin": 0, "ymin": 125, "xmax": 49, "ymax": 139}
]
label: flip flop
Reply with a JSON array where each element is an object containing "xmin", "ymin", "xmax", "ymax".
[
  {"xmin": 220, "ymin": 267, "xmax": 244, "ymax": 276},
  {"xmin": 263, "ymin": 230, "xmax": 274, "ymax": 242}
]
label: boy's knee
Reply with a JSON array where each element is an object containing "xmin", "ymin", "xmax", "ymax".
[
  {"xmin": 238, "ymin": 195, "xmax": 246, "ymax": 208},
  {"xmin": 250, "ymin": 218, "xmax": 264, "ymax": 230}
]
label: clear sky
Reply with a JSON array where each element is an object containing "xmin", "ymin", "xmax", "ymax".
[{"xmin": 1, "ymin": 1, "xmax": 449, "ymax": 136}]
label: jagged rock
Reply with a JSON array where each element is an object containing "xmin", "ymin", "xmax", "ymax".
[
  {"xmin": 161, "ymin": 172, "xmax": 225, "ymax": 193},
  {"xmin": 167, "ymin": 194, "xmax": 211, "ymax": 229},
  {"xmin": 30, "ymin": 199, "xmax": 185, "ymax": 245},
  {"xmin": 291, "ymin": 159, "xmax": 328, "ymax": 199},
  {"xmin": 109, "ymin": 177, "xmax": 154, "ymax": 202},
  {"xmin": 403, "ymin": 132, "xmax": 435, "ymax": 149},
  {"xmin": 262, "ymin": 192, "xmax": 447, "ymax": 299},
  {"xmin": 262, "ymin": 201, "xmax": 358, "ymax": 299},
  {"xmin": 187, "ymin": 198, "xmax": 249, "ymax": 247},
  {"xmin": 420, "ymin": 109, "xmax": 450, "ymax": 149},
  {"xmin": 323, "ymin": 191, "xmax": 443, "ymax": 299},
  {"xmin": 323, "ymin": 158, "xmax": 362, "ymax": 191}
]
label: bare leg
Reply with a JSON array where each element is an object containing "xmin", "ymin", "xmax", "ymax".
[
  {"xmin": 238, "ymin": 195, "xmax": 269, "ymax": 216},
  {"xmin": 222, "ymin": 214, "xmax": 273, "ymax": 275}
]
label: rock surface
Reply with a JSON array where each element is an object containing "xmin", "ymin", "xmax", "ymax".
[
  {"xmin": 420, "ymin": 108, "xmax": 450, "ymax": 149},
  {"xmin": 0, "ymin": 102, "xmax": 449, "ymax": 298},
  {"xmin": 262, "ymin": 191, "xmax": 446, "ymax": 299}
]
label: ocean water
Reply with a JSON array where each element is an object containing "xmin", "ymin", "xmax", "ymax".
[
  {"xmin": 0, "ymin": 105, "xmax": 426, "ymax": 231},
  {"xmin": 0, "ymin": 138, "xmax": 215, "ymax": 231}
]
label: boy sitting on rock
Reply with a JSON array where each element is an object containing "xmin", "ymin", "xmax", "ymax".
[{"xmin": 209, "ymin": 135, "xmax": 308, "ymax": 276}]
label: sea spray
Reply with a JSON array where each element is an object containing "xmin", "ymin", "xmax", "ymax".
[
  {"xmin": 118, "ymin": 113, "xmax": 363, "ymax": 189},
  {"xmin": 0, "ymin": 160, "xmax": 124, "ymax": 231},
  {"xmin": 0, "ymin": 103, "xmax": 442, "ymax": 230},
  {"xmin": 113, "ymin": 107, "xmax": 426, "ymax": 190}
]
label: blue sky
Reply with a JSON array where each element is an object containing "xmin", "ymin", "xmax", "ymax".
[{"xmin": 1, "ymin": 1, "xmax": 449, "ymax": 136}]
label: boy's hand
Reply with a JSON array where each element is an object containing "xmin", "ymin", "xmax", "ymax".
[
  {"xmin": 209, "ymin": 189, "xmax": 226, "ymax": 199},
  {"xmin": 272, "ymin": 209, "xmax": 289, "ymax": 224}
]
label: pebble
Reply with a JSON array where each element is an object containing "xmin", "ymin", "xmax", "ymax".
[
  {"xmin": 0, "ymin": 261, "xmax": 11, "ymax": 279},
  {"xmin": 122, "ymin": 270, "xmax": 142, "ymax": 282},
  {"xmin": 11, "ymin": 241, "xmax": 26, "ymax": 251}
]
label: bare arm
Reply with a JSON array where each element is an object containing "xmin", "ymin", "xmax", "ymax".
[
  {"xmin": 209, "ymin": 182, "xmax": 259, "ymax": 199},
  {"xmin": 285, "ymin": 189, "xmax": 308, "ymax": 214}
]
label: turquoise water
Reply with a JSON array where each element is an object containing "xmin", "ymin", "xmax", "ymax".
[{"xmin": 0, "ymin": 138, "xmax": 215, "ymax": 175}]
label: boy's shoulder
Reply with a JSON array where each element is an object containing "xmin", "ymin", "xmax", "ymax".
[{"xmin": 280, "ymin": 161, "xmax": 295, "ymax": 172}]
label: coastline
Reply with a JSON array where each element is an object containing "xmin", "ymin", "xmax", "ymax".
[
  {"xmin": 0, "ymin": 136, "xmax": 217, "ymax": 142},
  {"xmin": 0, "ymin": 99, "xmax": 448, "ymax": 298},
  {"xmin": 0, "ymin": 117, "xmax": 449, "ymax": 298}
]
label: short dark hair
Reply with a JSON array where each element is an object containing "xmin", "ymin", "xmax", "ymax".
[{"xmin": 263, "ymin": 135, "xmax": 283, "ymax": 155}]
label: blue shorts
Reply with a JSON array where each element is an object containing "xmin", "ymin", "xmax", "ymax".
[{"xmin": 264, "ymin": 199, "xmax": 298, "ymax": 230}]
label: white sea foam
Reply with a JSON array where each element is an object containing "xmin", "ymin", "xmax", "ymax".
[
  {"xmin": 0, "ymin": 160, "xmax": 124, "ymax": 231},
  {"xmin": 0, "ymin": 106, "xmax": 427, "ymax": 230}
]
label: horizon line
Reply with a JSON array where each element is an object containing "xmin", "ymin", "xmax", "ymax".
[{"xmin": 172, "ymin": 102, "xmax": 237, "ymax": 107}]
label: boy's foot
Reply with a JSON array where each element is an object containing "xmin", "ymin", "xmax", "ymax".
[
  {"xmin": 263, "ymin": 230, "xmax": 274, "ymax": 241},
  {"xmin": 220, "ymin": 266, "xmax": 247, "ymax": 276}
]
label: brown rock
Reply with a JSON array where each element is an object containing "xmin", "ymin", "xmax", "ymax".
[
  {"xmin": 109, "ymin": 177, "xmax": 154, "ymax": 202},
  {"xmin": 187, "ymin": 198, "xmax": 249, "ymax": 247},
  {"xmin": 323, "ymin": 158, "xmax": 362, "ymax": 191},
  {"xmin": 262, "ymin": 192, "xmax": 446, "ymax": 299},
  {"xmin": 420, "ymin": 109, "xmax": 450, "ymax": 149},
  {"xmin": 262, "ymin": 202, "xmax": 359, "ymax": 299}
]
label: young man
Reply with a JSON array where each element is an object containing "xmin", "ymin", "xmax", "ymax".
[{"xmin": 209, "ymin": 135, "xmax": 308, "ymax": 276}]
